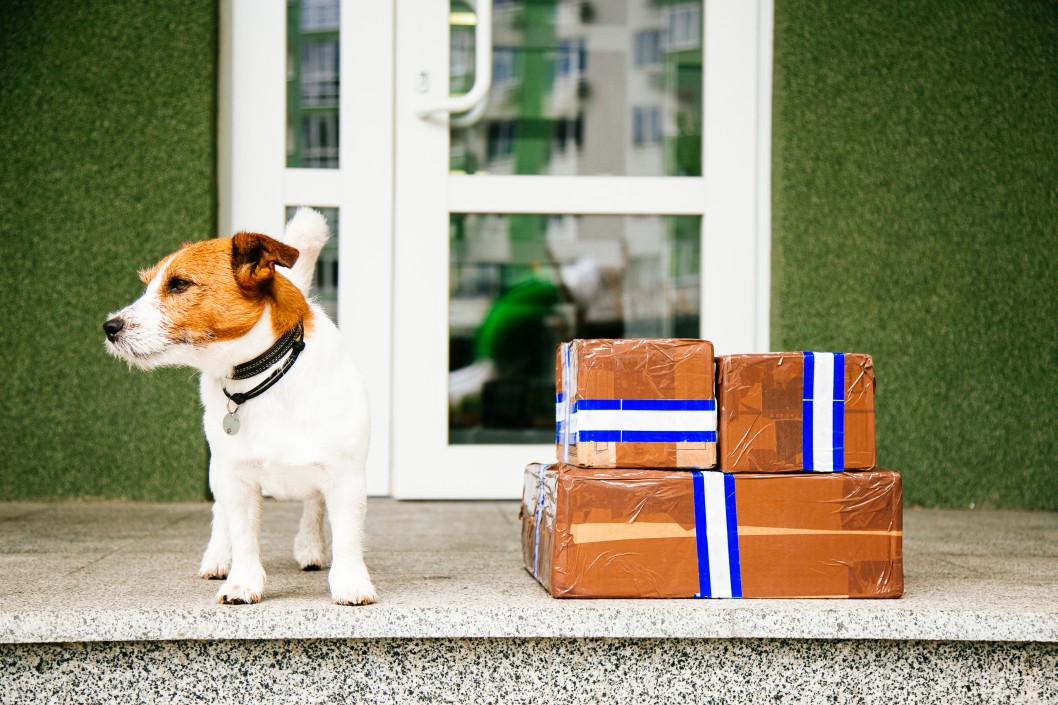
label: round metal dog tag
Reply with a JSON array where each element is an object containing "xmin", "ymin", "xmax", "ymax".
[{"xmin": 222, "ymin": 412, "xmax": 240, "ymax": 436}]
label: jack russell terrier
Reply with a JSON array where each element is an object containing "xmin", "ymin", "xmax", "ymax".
[{"xmin": 103, "ymin": 208, "xmax": 376, "ymax": 606}]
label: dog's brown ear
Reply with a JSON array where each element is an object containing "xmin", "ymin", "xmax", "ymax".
[{"xmin": 231, "ymin": 232, "xmax": 300, "ymax": 294}]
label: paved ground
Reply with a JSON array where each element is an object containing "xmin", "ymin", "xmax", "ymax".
[{"xmin": 1, "ymin": 500, "xmax": 1056, "ymax": 643}]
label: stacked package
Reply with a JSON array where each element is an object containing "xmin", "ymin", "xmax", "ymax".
[
  {"xmin": 555, "ymin": 339, "xmax": 717, "ymax": 469},
  {"xmin": 717, "ymin": 352, "xmax": 876, "ymax": 472},
  {"xmin": 523, "ymin": 340, "xmax": 904, "ymax": 599}
]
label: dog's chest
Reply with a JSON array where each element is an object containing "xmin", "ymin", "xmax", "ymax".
[
  {"xmin": 198, "ymin": 326, "xmax": 369, "ymax": 500},
  {"xmin": 255, "ymin": 460, "xmax": 327, "ymax": 500},
  {"xmin": 208, "ymin": 417, "xmax": 332, "ymax": 493}
]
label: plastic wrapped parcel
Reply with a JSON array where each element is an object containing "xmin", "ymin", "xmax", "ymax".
[
  {"xmin": 556, "ymin": 339, "xmax": 717, "ymax": 469},
  {"xmin": 522, "ymin": 463, "xmax": 903, "ymax": 599}
]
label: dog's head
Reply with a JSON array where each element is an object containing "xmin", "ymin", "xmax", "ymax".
[{"xmin": 104, "ymin": 232, "xmax": 305, "ymax": 371}]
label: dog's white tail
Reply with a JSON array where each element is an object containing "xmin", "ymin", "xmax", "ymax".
[{"xmin": 280, "ymin": 207, "xmax": 331, "ymax": 296}]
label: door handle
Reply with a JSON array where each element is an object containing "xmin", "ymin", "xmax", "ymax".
[{"xmin": 417, "ymin": 0, "xmax": 492, "ymax": 119}]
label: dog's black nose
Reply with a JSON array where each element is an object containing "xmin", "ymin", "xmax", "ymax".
[{"xmin": 103, "ymin": 318, "xmax": 125, "ymax": 342}]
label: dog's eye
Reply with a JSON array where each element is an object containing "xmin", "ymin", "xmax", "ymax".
[{"xmin": 166, "ymin": 277, "xmax": 193, "ymax": 294}]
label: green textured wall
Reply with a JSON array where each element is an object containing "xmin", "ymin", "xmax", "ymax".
[
  {"xmin": 0, "ymin": 2, "xmax": 216, "ymax": 499},
  {"xmin": 2, "ymin": 1, "xmax": 1055, "ymax": 509},
  {"xmin": 772, "ymin": 1, "xmax": 1058, "ymax": 508}
]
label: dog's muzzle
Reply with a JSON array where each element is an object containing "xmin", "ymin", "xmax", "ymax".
[{"xmin": 103, "ymin": 318, "xmax": 125, "ymax": 342}]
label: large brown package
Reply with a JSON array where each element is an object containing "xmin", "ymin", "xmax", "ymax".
[
  {"xmin": 718, "ymin": 352, "xmax": 876, "ymax": 473},
  {"xmin": 555, "ymin": 339, "xmax": 716, "ymax": 469},
  {"xmin": 522, "ymin": 463, "xmax": 903, "ymax": 599}
]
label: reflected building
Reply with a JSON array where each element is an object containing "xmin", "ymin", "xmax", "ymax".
[
  {"xmin": 448, "ymin": 0, "xmax": 704, "ymax": 442},
  {"xmin": 287, "ymin": 0, "xmax": 341, "ymax": 169}
]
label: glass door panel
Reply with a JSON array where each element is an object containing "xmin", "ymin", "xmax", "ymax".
[
  {"xmin": 450, "ymin": 0, "xmax": 703, "ymax": 176},
  {"xmin": 287, "ymin": 0, "xmax": 341, "ymax": 168},
  {"xmin": 449, "ymin": 213, "xmax": 701, "ymax": 444}
]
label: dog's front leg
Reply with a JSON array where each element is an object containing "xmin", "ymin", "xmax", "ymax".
[
  {"xmin": 324, "ymin": 475, "xmax": 377, "ymax": 606},
  {"xmin": 198, "ymin": 500, "xmax": 231, "ymax": 580},
  {"xmin": 293, "ymin": 496, "xmax": 326, "ymax": 571},
  {"xmin": 211, "ymin": 468, "xmax": 266, "ymax": 605}
]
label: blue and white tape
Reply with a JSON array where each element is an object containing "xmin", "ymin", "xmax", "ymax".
[
  {"xmin": 559, "ymin": 398, "xmax": 717, "ymax": 444},
  {"xmin": 555, "ymin": 392, "xmax": 566, "ymax": 445},
  {"xmin": 691, "ymin": 471, "xmax": 743, "ymax": 599},
  {"xmin": 802, "ymin": 351, "xmax": 846, "ymax": 472}
]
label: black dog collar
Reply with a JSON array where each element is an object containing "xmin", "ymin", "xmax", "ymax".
[{"xmin": 220, "ymin": 322, "xmax": 305, "ymax": 435}]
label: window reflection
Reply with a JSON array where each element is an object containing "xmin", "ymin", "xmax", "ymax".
[
  {"xmin": 450, "ymin": 0, "xmax": 703, "ymax": 177},
  {"xmin": 287, "ymin": 0, "xmax": 340, "ymax": 168},
  {"xmin": 449, "ymin": 213, "xmax": 701, "ymax": 444}
]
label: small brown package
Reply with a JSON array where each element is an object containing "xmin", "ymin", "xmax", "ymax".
[
  {"xmin": 718, "ymin": 352, "xmax": 876, "ymax": 473},
  {"xmin": 555, "ymin": 339, "xmax": 716, "ymax": 469},
  {"xmin": 522, "ymin": 463, "xmax": 903, "ymax": 599}
]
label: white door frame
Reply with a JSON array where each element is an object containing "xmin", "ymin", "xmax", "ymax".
[
  {"xmin": 220, "ymin": 0, "xmax": 772, "ymax": 499},
  {"xmin": 219, "ymin": 0, "xmax": 396, "ymax": 496},
  {"xmin": 391, "ymin": 0, "xmax": 773, "ymax": 499}
]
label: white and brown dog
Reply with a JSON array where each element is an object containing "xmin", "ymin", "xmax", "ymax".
[{"xmin": 103, "ymin": 209, "xmax": 376, "ymax": 606}]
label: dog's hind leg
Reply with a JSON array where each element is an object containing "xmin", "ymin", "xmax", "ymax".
[
  {"xmin": 323, "ymin": 472, "xmax": 377, "ymax": 606},
  {"xmin": 198, "ymin": 500, "xmax": 232, "ymax": 580},
  {"xmin": 294, "ymin": 496, "xmax": 326, "ymax": 571}
]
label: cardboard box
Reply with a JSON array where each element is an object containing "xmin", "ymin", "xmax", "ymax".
[
  {"xmin": 718, "ymin": 352, "xmax": 876, "ymax": 473},
  {"xmin": 522, "ymin": 463, "xmax": 903, "ymax": 598},
  {"xmin": 556, "ymin": 339, "xmax": 717, "ymax": 469}
]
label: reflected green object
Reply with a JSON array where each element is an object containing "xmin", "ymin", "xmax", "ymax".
[
  {"xmin": 512, "ymin": 0, "xmax": 556, "ymax": 177},
  {"xmin": 475, "ymin": 277, "xmax": 560, "ymax": 369}
]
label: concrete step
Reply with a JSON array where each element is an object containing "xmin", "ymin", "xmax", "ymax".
[{"xmin": 1, "ymin": 500, "xmax": 1056, "ymax": 703}]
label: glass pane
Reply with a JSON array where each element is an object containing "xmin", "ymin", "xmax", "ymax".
[
  {"xmin": 449, "ymin": 0, "xmax": 703, "ymax": 177},
  {"xmin": 449, "ymin": 213, "xmax": 701, "ymax": 444},
  {"xmin": 286, "ymin": 206, "xmax": 339, "ymax": 321},
  {"xmin": 287, "ymin": 0, "xmax": 341, "ymax": 168}
]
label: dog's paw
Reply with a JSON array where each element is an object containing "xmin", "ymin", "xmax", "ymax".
[
  {"xmin": 216, "ymin": 582, "xmax": 262, "ymax": 605},
  {"xmin": 293, "ymin": 532, "xmax": 326, "ymax": 572},
  {"xmin": 332, "ymin": 587, "xmax": 377, "ymax": 606},
  {"xmin": 215, "ymin": 568, "xmax": 265, "ymax": 605},
  {"xmin": 330, "ymin": 568, "xmax": 377, "ymax": 606},
  {"xmin": 198, "ymin": 555, "xmax": 231, "ymax": 580}
]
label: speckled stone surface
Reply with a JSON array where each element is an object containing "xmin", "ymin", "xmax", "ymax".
[
  {"xmin": 0, "ymin": 501, "xmax": 1057, "ymax": 644},
  {"xmin": 2, "ymin": 638, "xmax": 1056, "ymax": 704}
]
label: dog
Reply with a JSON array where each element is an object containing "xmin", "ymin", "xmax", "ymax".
[{"xmin": 103, "ymin": 208, "xmax": 376, "ymax": 606}]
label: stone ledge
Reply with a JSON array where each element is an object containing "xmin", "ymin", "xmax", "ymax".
[
  {"xmin": 4, "ymin": 602, "xmax": 1058, "ymax": 644},
  {"xmin": 1, "ymin": 501, "xmax": 1056, "ymax": 644}
]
